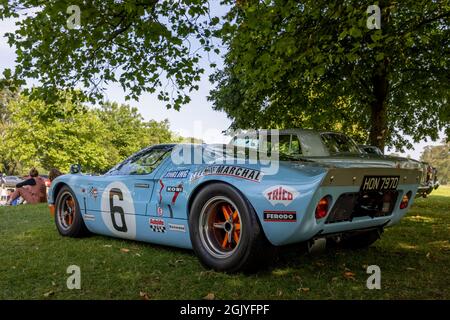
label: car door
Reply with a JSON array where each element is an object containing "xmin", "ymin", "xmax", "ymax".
[{"xmin": 85, "ymin": 146, "xmax": 173, "ymax": 239}]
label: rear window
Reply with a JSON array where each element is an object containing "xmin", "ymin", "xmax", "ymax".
[{"xmin": 320, "ymin": 133, "xmax": 361, "ymax": 155}]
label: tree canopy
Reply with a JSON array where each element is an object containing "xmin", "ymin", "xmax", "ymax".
[
  {"xmin": 1, "ymin": 1, "xmax": 449, "ymax": 151},
  {"xmin": 209, "ymin": 0, "xmax": 450, "ymax": 150},
  {"xmin": 0, "ymin": 0, "xmax": 220, "ymax": 109}
]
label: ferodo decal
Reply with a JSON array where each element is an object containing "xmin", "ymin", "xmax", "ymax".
[
  {"xmin": 263, "ymin": 185, "xmax": 299, "ymax": 206},
  {"xmin": 263, "ymin": 211, "xmax": 297, "ymax": 222},
  {"xmin": 101, "ymin": 181, "xmax": 136, "ymax": 239},
  {"xmin": 190, "ymin": 165, "xmax": 263, "ymax": 182},
  {"xmin": 168, "ymin": 223, "xmax": 186, "ymax": 232},
  {"xmin": 149, "ymin": 218, "xmax": 166, "ymax": 233}
]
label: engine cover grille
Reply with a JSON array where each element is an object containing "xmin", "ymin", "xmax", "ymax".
[{"xmin": 326, "ymin": 191, "xmax": 399, "ymax": 224}]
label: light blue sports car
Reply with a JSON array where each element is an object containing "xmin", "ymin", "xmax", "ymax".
[{"xmin": 48, "ymin": 130, "xmax": 422, "ymax": 272}]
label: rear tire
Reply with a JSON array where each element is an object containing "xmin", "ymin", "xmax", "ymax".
[
  {"xmin": 55, "ymin": 185, "xmax": 89, "ymax": 237},
  {"xmin": 189, "ymin": 183, "xmax": 274, "ymax": 272}
]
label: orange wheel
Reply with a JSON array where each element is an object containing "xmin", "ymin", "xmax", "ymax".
[
  {"xmin": 57, "ymin": 192, "xmax": 76, "ymax": 230},
  {"xmin": 54, "ymin": 185, "xmax": 89, "ymax": 237},
  {"xmin": 199, "ymin": 196, "xmax": 242, "ymax": 259},
  {"xmin": 189, "ymin": 182, "xmax": 274, "ymax": 272}
]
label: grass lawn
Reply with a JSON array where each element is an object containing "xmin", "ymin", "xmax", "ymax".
[{"xmin": 1, "ymin": 186, "xmax": 449, "ymax": 300}]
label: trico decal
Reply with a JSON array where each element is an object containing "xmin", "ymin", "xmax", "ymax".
[
  {"xmin": 263, "ymin": 211, "xmax": 297, "ymax": 222},
  {"xmin": 166, "ymin": 186, "xmax": 183, "ymax": 193},
  {"xmin": 149, "ymin": 218, "xmax": 166, "ymax": 233},
  {"xmin": 190, "ymin": 165, "xmax": 263, "ymax": 182},
  {"xmin": 263, "ymin": 185, "xmax": 299, "ymax": 206},
  {"xmin": 168, "ymin": 223, "xmax": 186, "ymax": 233},
  {"xmin": 164, "ymin": 170, "xmax": 190, "ymax": 179}
]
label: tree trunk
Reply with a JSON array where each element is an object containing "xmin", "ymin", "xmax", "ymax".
[
  {"xmin": 369, "ymin": 61, "xmax": 389, "ymax": 152},
  {"xmin": 369, "ymin": 1, "xmax": 391, "ymax": 152}
]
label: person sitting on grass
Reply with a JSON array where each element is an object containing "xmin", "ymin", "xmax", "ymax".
[
  {"xmin": 7, "ymin": 189, "xmax": 22, "ymax": 206},
  {"xmin": 6, "ymin": 168, "xmax": 47, "ymax": 205},
  {"xmin": 48, "ymin": 168, "xmax": 63, "ymax": 183}
]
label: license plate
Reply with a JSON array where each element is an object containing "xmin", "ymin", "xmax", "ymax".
[{"xmin": 361, "ymin": 176, "xmax": 400, "ymax": 192}]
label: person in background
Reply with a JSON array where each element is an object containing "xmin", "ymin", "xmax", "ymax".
[
  {"xmin": 6, "ymin": 168, "xmax": 46, "ymax": 205},
  {"xmin": 48, "ymin": 168, "xmax": 63, "ymax": 182},
  {"xmin": 0, "ymin": 173, "xmax": 5, "ymax": 189}
]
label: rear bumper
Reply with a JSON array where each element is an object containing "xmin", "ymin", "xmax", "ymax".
[{"xmin": 259, "ymin": 167, "xmax": 421, "ymax": 246}]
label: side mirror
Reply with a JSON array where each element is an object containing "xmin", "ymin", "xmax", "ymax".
[{"xmin": 70, "ymin": 164, "xmax": 81, "ymax": 174}]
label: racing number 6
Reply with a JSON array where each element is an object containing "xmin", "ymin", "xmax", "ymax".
[{"xmin": 109, "ymin": 188, "xmax": 128, "ymax": 232}]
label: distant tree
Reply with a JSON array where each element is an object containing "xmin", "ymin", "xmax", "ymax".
[
  {"xmin": 178, "ymin": 136, "xmax": 205, "ymax": 144},
  {"xmin": 2, "ymin": 93, "xmax": 112, "ymax": 173},
  {"xmin": 421, "ymin": 142, "xmax": 450, "ymax": 185},
  {"xmin": 96, "ymin": 102, "xmax": 176, "ymax": 165},
  {"xmin": 0, "ymin": 93, "xmax": 178, "ymax": 174},
  {"xmin": 210, "ymin": 0, "xmax": 450, "ymax": 151},
  {"xmin": 0, "ymin": 83, "xmax": 20, "ymax": 174}
]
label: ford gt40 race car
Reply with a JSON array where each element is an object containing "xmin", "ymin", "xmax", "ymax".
[{"xmin": 48, "ymin": 141, "xmax": 422, "ymax": 272}]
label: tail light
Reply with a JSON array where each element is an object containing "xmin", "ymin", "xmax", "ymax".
[
  {"xmin": 315, "ymin": 196, "xmax": 331, "ymax": 220},
  {"xmin": 399, "ymin": 191, "xmax": 412, "ymax": 209}
]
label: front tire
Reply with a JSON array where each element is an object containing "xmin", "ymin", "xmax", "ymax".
[
  {"xmin": 189, "ymin": 183, "xmax": 273, "ymax": 272},
  {"xmin": 55, "ymin": 185, "xmax": 89, "ymax": 237}
]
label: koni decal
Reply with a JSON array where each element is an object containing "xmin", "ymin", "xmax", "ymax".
[
  {"xmin": 190, "ymin": 165, "xmax": 263, "ymax": 182},
  {"xmin": 166, "ymin": 186, "xmax": 183, "ymax": 193}
]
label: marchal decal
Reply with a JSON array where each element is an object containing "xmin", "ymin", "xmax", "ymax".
[{"xmin": 263, "ymin": 185, "xmax": 299, "ymax": 206}]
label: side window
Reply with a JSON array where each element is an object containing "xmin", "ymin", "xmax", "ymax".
[
  {"xmin": 110, "ymin": 147, "xmax": 171, "ymax": 176},
  {"xmin": 278, "ymin": 134, "xmax": 302, "ymax": 155}
]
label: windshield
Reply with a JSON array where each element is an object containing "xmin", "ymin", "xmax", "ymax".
[
  {"xmin": 320, "ymin": 133, "xmax": 361, "ymax": 155},
  {"xmin": 106, "ymin": 146, "xmax": 172, "ymax": 175},
  {"xmin": 230, "ymin": 131, "xmax": 362, "ymax": 158}
]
